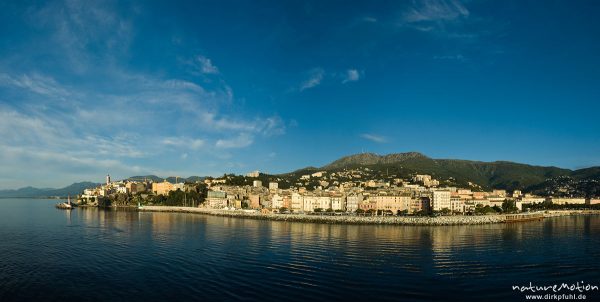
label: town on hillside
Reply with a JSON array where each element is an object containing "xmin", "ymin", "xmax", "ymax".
[{"xmin": 79, "ymin": 170, "xmax": 600, "ymax": 216}]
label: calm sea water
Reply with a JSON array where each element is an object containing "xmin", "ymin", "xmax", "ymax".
[{"xmin": 1, "ymin": 198, "xmax": 599, "ymax": 301}]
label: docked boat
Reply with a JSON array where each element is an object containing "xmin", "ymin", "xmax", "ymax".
[{"xmin": 55, "ymin": 195, "xmax": 73, "ymax": 210}]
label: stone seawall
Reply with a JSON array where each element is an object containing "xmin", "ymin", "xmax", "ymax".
[{"xmin": 138, "ymin": 206, "xmax": 507, "ymax": 225}]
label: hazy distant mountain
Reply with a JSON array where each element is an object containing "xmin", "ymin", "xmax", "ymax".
[{"xmin": 0, "ymin": 182, "xmax": 99, "ymax": 198}]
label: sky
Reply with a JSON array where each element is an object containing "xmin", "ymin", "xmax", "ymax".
[{"xmin": 0, "ymin": 0, "xmax": 599, "ymax": 189}]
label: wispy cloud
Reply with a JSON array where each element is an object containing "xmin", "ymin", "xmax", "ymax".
[
  {"xmin": 162, "ymin": 137, "xmax": 206, "ymax": 150},
  {"xmin": 195, "ymin": 55, "xmax": 219, "ymax": 74},
  {"xmin": 362, "ymin": 17, "xmax": 378, "ymax": 23},
  {"xmin": 401, "ymin": 0, "xmax": 469, "ymax": 23},
  {"xmin": 300, "ymin": 68, "xmax": 325, "ymax": 91},
  {"xmin": 342, "ymin": 69, "xmax": 361, "ymax": 84},
  {"xmin": 433, "ymin": 54, "xmax": 466, "ymax": 61},
  {"xmin": 360, "ymin": 133, "xmax": 388, "ymax": 143},
  {"xmin": 0, "ymin": 1, "xmax": 288, "ymax": 188},
  {"xmin": 215, "ymin": 133, "xmax": 254, "ymax": 149}
]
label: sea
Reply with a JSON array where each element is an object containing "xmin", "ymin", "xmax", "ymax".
[{"xmin": 1, "ymin": 198, "xmax": 599, "ymax": 301}]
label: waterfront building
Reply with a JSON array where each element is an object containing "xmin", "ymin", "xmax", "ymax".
[
  {"xmin": 206, "ymin": 191, "xmax": 227, "ymax": 209},
  {"xmin": 371, "ymin": 194, "xmax": 411, "ymax": 214},
  {"xmin": 291, "ymin": 193, "xmax": 303, "ymax": 212},
  {"xmin": 450, "ymin": 196, "xmax": 464, "ymax": 214},
  {"xmin": 152, "ymin": 181, "xmax": 175, "ymax": 195},
  {"xmin": 547, "ymin": 197, "xmax": 586, "ymax": 205},
  {"xmin": 588, "ymin": 199, "xmax": 600, "ymax": 205},
  {"xmin": 282, "ymin": 194, "xmax": 292, "ymax": 209},
  {"xmin": 330, "ymin": 195, "xmax": 345, "ymax": 211},
  {"xmin": 432, "ymin": 190, "xmax": 451, "ymax": 212},
  {"xmin": 249, "ymin": 194, "xmax": 261, "ymax": 209},
  {"xmin": 346, "ymin": 194, "xmax": 363, "ymax": 212},
  {"xmin": 272, "ymin": 194, "xmax": 283, "ymax": 209},
  {"xmin": 318, "ymin": 196, "xmax": 331, "ymax": 210},
  {"xmin": 520, "ymin": 196, "xmax": 546, "ymax": 204}
]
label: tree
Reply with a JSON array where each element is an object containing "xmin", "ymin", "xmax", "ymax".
[
  {"xmin": 502, "ymin": 200, "xmax": 518, "ymax": 214},
  {"xmin": 440, "ymin": 208, "xmax": 451, "ymax": 215},
  {"xmin": 314, "ymin": 208, "xmax": 323, "ymax": 213},
  {"xmin": 279, "ymin": 207, "xmax": 288, "ymax": 213},
  {"xmin": 355, "ymin": 208, "xmax": 365, "ymax": 215},
  {"xmin": 414, "ymin": 209, "xmax": 428, "ymax": 216},
  {"xmin": 326, "ymin": 208, "xmax": 334, "ymax": 213}
]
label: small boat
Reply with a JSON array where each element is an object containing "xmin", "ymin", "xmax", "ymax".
[{"xmin": 55, "ymin": 195, "xmax": 73, "ymax": 210}]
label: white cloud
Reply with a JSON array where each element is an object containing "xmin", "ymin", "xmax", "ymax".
[
  {"xmin": 362, "ymin": 17, "xmax": 378, "ymax": 23},
  {"xmin": 300, "ymin": 68, "xmax": 324, "ymax": 91},
  {"xmin": 360, "ymin": 133, "xmax": 388, "ymax": 143},
  {"xmin": 0, "ymin": 73, "xmax": 70, "ymax": 98},
  {"xmin": 433, "ymin": 54, "xmax": 466, "ymax": 61},
  {"xmin": 342, "ymin": 69, "xmax": 361, "ymax": 83},
  {"xmin": 196, "ymin": 55, "xmax": 219, "ymax": 74},
  {"xmin": 162, "ymin": 137, "xmax": 205, "ymax": 150},
  {"xmin": 215, "ymin": 133, "xmax": 254, "ymax": 149},
  {"xmin": 402, "ymin": 0, "xmax": 469, "ymax": 23}
]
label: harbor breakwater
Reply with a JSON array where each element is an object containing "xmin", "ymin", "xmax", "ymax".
[{"xmin": 138, "ymin": 206, "xmax": 509, "ymax": 225}]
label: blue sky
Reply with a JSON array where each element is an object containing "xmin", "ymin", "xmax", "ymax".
[{"xmin": 0, "ymin": 0, "xmax": 599, "ymax": 189}]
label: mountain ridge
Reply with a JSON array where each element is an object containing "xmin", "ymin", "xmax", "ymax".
[{"xmin": 2, "ymin": 152, "xmax": 598, "ymax": 197}]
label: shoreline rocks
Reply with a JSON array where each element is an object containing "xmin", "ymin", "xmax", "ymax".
[{"xmin": 137, "ymin": 206, "xmax": 508, "ymax": 225}]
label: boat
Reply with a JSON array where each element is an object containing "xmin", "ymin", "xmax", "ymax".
[{"xmin": 55, "ymin": 195, "xmax": 73, "ymax": 210}]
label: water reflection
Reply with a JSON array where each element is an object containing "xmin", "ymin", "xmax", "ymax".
[{"xmin": 2, "ymin": 199, "xmax": 599, "ymax": 302}]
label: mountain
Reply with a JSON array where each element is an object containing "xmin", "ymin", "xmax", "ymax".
[
  {"xmin": 323, "ymin": 152, "xmax": 428, "ymax": 169},
  {"xmin": 0, "ymin": 182, "xmax": 100, "ymax": 198},
  {"xmin": 126, "ymin": 175, "xmax": 164, "ymax": 182},
  {"xmin": 304, "ymin": 152, "xmax": 593, "ymax": 192}
]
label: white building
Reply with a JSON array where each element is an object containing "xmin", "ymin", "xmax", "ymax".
[
  {"xmin": 272, "ymin": 194, "xmax": 283, "ymax": 209},
  {"xmin": 346, "ymin": 194, "xmax": 363, "ymax": 212},
  {"xmin": 291, "ymin": 193, "xmax": 303, "ymax": 212},
  {"xmin": 246, "ymin": 171, "xmax": 260, "ymax": 177},
  {"xmin": 331, "ymin": 196, "xmax": 345, "ymax": 211},
  {"xmin": 253, "ymin": 180, "xmax": 263, "ymax": 188},
  {"xmin": 432, "ymin": 190, "xmax": 451, "ymax": 211},
  {"xmin": 269, "ymin": 182, "xmax": 279, "ymax": 190}
]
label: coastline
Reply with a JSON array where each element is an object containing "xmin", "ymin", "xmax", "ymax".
[{"xmin": 135, "ymin": 206, "xmax": 579, "ymax": 226}]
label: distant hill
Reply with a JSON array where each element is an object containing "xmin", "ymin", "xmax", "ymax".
[
  {"xmin": 126, "ymin": 175, "xmax": 164, "ymax": 182},
  {"xmin": 323, "ymin": 152, "xmax": 428, "ymax": 169},
  {"xmin": 0, "ymin": 182, "xmax": 100, "ymax": 198},
  {"xmin": 312, "ymin": 152, "xmax": 574, "ymax": 190}
]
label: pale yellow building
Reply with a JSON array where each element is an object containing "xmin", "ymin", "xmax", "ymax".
[{"xmin": 152, "ymin": 181, "xmax": 175, "ymax": 195}]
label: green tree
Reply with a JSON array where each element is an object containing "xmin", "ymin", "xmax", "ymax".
[{"xmin": 502, "ymin": 200, "xmax": 518, "ymax": 214}]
